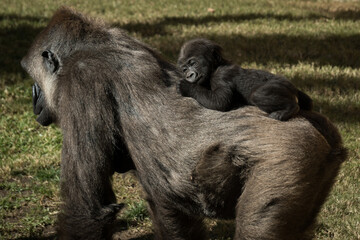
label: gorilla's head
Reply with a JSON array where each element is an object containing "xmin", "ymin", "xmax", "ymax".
[{"xmin": 177, "ymin": 38, "xmax": 226, "ymax": 85}]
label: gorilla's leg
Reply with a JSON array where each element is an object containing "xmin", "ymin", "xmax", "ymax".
[
  {"xmin": 233, "ymin": 160, "xmax": 328, "ymax": 240},
  {"xmin": 250, "ymin": 80, "xmax": 300, "ymax": 121},
  {"xmin": 268, "ymin": 102, "xmax": 299, "ymax": 121},
  {"xmin": 147, "ymin": 198, "xmax": 207, "ymax": 240},
  {"xmin": 57, "ymin": 139, "xmax": 121, "ymax": 240}
]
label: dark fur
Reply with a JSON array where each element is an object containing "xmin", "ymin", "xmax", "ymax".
[
  {"xmin": 21, "ymin": 7, "xmax": 347, "ymax": 240},
  {"xmin": 178, "ymin": 38, "xmax": 313, "ymax": 121}
]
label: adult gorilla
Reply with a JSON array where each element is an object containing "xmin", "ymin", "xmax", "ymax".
[{"xmin": 21, "ymin": 7, "xmax": 347, "ymax": 240}]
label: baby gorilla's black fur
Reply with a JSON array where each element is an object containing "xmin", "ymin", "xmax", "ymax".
[{"xmin": 178, "ymin": 38, "xmax": 313, "ymax": 121}]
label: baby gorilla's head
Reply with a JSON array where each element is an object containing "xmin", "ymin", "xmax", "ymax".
[{"xmin": 177, "ymin": 38, "xmax": 225, "ymax": 85}]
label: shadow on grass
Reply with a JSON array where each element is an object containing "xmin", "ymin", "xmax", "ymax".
[
  {"xmin": 156, "ymin": 33, "xmax": 360, "ymax": 69},
  {"xmin": 0, "ymin": 14, "xmax": 46, "ymax": 85},
  {"xmin": 0, "ymin": 14, "xmax": 47, "ymax": 22},
  {"xmin": 316, "ymin": 100, "xmax": 360, "ymax": 124},
  {"xmin": 292, "ymin": 75, "xmax": 360, "ymax": 92},
  {"xmin": 153, "ymin": 33, "xmax": 360, "ymax": 71},
  {"xmin": 115, "ymin": 12, "xmax": 360, "ymax": 68},
  {"xmin": 212, "ymin": 34, "xmax": 360, "ymax": 68},
  {"xmin": 15, "ymin": 237, "xmax": 56, "ymax": 240},
  {"xmin": 2, "ymin": 11, "xmax": 360, "ymax": 84},
  {"xmin": 110, "ymin": 219, "xmax": 153, "ymax": 240},
  {"xmin": 119, "ymin": 11, "xmax": 360, "ymax": 37},
  {"xmin": 114, "ymin": 12, "xmax": 360, "ymax": 68},
  {"xmin": 291, "ymin": 75, "xmax": 360, "ymax": 124},
  {"xmin": 12, "ymin": 219, "xmax": 153, "ymax": 240}
]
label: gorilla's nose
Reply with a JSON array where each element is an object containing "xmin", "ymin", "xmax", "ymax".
[{"xmin": 186, "ymin": 71, "xmax": 197, "ymax": 83}]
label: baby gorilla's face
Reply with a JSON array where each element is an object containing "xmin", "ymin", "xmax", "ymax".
[{"xmin": 179, "ymin": 55, "xmax": 210, "ymax": 85}]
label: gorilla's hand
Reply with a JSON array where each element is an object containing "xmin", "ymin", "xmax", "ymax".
[
  {"xmin": 97, "ymin": 203, "xmax": 125, "ymax": 221},
  {"xmin": 178, "ymin": 79, "xmax": 194, "ymax": 97}
]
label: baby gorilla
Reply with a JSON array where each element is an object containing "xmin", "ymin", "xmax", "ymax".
[{"xmin": 177, "ymin": 38, "xmax": 313, "ymax": 121}]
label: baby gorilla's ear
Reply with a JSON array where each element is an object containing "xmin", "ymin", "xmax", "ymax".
[{"xmin": 211, "ymin": 44, "xmax": 225, "ymax": 66}]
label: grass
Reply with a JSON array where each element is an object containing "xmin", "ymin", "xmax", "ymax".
[{"xmin": 0, "ymin": 0, "xmax": 359, "ymax": 239}]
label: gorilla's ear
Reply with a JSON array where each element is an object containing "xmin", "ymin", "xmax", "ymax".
[
  {"xmin": 42, "ymin": 50, "xmax": 60, "ymax": 73},
  {"xmin": 212, "ymin": 44, "xmax": 224, "ymax": 66}
]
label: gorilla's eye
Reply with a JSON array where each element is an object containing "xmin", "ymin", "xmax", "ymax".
[
  {"xmin": 188, "ymin": 59, "xmax": 196, "ymax": 66},
  {"xmin": 182, "ymin": 67, "xmax": 187, "ymax": 73}
]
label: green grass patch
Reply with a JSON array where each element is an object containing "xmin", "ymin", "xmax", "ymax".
[
  {"xmin": 122, "ymin": 200, "xmax": 149, "ymax": 223},
  {"xmin": 1, "ymin": 0, "xmax": 359, "ymax": 239}
]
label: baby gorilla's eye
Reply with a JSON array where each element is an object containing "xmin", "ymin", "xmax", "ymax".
[
  {"xmin": 188, "ymin": 59, "xmax": 196, "ymax": 66},
  {"xmin": 182, "ymin": 67, "xmax": 188, "ymax": 73}
]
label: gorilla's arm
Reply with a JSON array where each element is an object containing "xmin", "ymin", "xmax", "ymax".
[
  {"xmin": 178, "ymin": 79, "xmax": 234, "ymax": 111},
  {"xmin": 56, "ymin": 52, "xmax": 125, "ymax": 238}
]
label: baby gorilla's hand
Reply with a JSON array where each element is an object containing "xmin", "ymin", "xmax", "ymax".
[{"xmin": 178, "ymin": 79, "xmax": 193, "ymax": 97}]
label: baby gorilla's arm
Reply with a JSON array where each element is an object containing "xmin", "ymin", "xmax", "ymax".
[{"xmin": 179, "ymin": 79, "xmax": 234, "ymax": 111}]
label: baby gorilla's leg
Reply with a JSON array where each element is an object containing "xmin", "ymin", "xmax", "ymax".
[
  {"xmin": 250, "ymin": 80, "xmax": 300, "ymax": 121},
  {"xmin": 268, "ymin": 104, "xmax": 300, "ymax": 121}
]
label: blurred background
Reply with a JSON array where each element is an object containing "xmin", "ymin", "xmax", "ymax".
[{"xmin": 0, "ymin": 0, "xmax": 359, "ymax": 239}]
